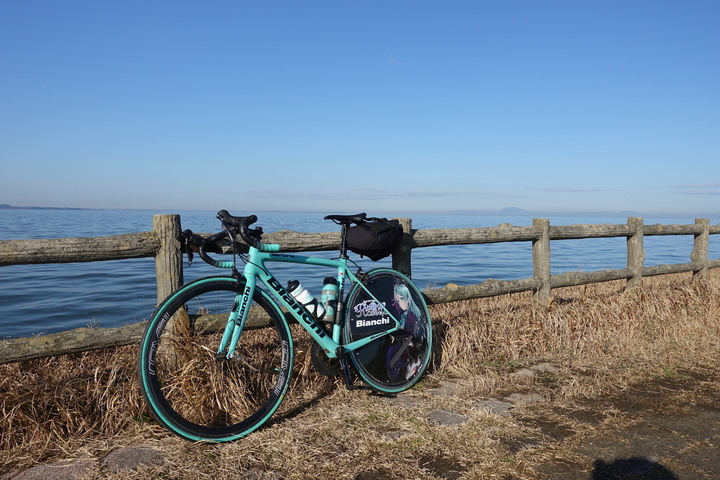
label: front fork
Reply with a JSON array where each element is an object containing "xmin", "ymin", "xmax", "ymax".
[{"xmin": 216, "ymin": 274, "xmax": 256, "ymax": 359}]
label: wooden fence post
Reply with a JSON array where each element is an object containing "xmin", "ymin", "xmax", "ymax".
[
  {"xmin": 532, "ymin": 218, "xmax": 551, "ymax": 303},
  {"xmin": 154, "ymin": 214, "xmax": 183, "ymax": 304},
  {"xmin": 692, "ymin": 218, "xmax": 710, "ymax": 281},
  {"xmin": 626, "ymin": 217, "xmax": 644, "ymax": 290},
  {"xmin": 393, "ymin": 217, "xmax": 413, "ymax": 278}
]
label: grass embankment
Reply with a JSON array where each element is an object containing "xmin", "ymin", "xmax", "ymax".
[{"xmin": 2, "ymin": 271, "xmax": 719, "ymax": 477}]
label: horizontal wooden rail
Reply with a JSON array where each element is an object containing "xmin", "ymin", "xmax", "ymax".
[
  {"xmin": 0, "ymin": 232, "xmax": 159, "ymax": 265},
  {"xmin": 1, "ymin": 215, "xmax": 718, "ymax": 363},
  {"xmin": 0, "ymin": 306, "xmax": 296, "ymax": 364}
]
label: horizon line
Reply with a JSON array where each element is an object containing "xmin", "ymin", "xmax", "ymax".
[{"xmin": 2, "ymin": 204, "xmax": 718, "ymax": 219}]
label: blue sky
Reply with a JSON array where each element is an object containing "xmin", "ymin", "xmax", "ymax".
[{"xmin": 2, "ymin": 1, "xmax": 719, "ymax": 216}]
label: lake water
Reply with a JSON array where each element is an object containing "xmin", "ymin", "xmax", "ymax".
[{"xmin": 1, "ymin": 209, "xmax": 719, "ymax": 339}]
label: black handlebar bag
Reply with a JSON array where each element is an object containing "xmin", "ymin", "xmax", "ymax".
[{"xmin": 346, "ymin": 218, "xmax": 403, "ymax": 261}]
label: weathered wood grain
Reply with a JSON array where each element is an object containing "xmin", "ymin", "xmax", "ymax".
[{"xmin": 0, "ymin": 232, "xmax": 159, "ymax": 266}]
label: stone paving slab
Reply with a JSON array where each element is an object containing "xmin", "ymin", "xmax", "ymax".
[{"xmin": 3, "ymin": 446, "xmax": 167, "ymax": 480}]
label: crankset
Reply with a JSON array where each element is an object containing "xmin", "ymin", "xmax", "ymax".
[{"xmin": 311, "ymin": 341, "xmax": 341, "ymax": 376}]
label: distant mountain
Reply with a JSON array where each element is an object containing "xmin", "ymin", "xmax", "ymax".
[
  {"xmin": 447, "ymin": 207, "xmax": 700, "ymax": 218},
  {"xmin": 498, "ymin": 207, "xmax": 534, "ymax": 216}
]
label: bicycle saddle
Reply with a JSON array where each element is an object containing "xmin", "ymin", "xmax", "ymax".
[{"xmin": 324, "ymin": 213, "xmax": 367, "ymax": 224}]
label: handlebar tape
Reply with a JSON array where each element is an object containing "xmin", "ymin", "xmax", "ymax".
[{"xmin": 198, "ymin": 231, "xmax": 235, "ymax": 268}]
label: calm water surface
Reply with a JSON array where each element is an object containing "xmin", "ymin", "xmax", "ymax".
[{"xmin": 1, "ymin": 209, "xmax": 718, "ymax": 338}]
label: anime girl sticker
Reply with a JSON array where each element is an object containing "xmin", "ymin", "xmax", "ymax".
[{"xmin": 386, "ymin": 283, "xmax": 426, "ymax": 381}]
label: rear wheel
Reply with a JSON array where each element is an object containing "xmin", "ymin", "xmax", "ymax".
[
  {"xmin": 138, "ymin": 276, "xmax": 293, "ymax": 442},
  {"xmin": 344, "ymin": 269, "xmax": 432, "ymax": 393}
]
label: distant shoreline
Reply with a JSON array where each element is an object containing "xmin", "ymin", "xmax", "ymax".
[
  {"xmin": 0, "ymin": 204, "xmax": 91, "ymax": 211},
  {"xmin": 1, "ymin": 204, "xmax": 717, "ymax": 219}
]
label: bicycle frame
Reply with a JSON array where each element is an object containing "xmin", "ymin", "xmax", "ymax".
[{"xmin": 217, "ymin": 246, "xmax": 404, "ymax": 360}]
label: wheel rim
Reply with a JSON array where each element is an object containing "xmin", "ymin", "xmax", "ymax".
[{"xmin": 139, "ymin": 278, "xmax": 293, "ymax": 441}]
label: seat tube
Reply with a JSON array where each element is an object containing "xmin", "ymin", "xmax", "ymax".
[{"xmin": 331, "ymin": 258, "xmax": 349, "ymax": 344}]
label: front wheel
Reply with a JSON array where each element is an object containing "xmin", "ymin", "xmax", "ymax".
[
  {"xmin": 344, "ymin": 269, "xmax": 432, "ymax": 393},
  {"xmin": 138, "ymin": 276, "xmax": 293, "ymax": 442}
]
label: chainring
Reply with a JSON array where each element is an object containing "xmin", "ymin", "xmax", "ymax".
[{"xmin": 311, "ymin": 340, "xmax": 341, "ymax": 376}]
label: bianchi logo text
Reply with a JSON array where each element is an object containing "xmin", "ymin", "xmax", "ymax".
[{"xmin": 356, "ymin": 316, "xmax": 391, "ymax": 328}]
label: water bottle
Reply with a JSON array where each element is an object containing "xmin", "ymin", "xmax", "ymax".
[
  {"xmin": 321, "ymin": 277, "xmax": 338, "ymax": 322},
  {"xmin": 287, "ymin": 280, "xmax": 325, "ymax": 319}
]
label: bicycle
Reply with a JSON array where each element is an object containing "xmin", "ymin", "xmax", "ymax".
[{"xmin": 138, "ymin": 210, "xmax": 433, "ymax": 442}]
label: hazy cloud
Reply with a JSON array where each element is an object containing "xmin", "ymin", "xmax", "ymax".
[
  {"xmin": 527, "ymin": 187, "xmax": 619, "ymax": 193},
  {"xmin": 671, "ymin": 184, "xmax": 720, "ymax": 196},
  {"xmin": 244, "ymin": 188, "xmax": 500, "ymax": 200}
]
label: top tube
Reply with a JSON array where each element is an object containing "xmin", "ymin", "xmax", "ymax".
[{"xmin": 187, "ymin": 210, "xmax": 371, "ymax": 269}]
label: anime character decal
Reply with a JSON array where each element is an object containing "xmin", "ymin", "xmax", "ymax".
[
  {"xmin": 386, "ymin": 283, "xmax": 425, "ymax": 381},
  {"xmin": 347, "ymin": 275, "xmax": 428, "ymax": 385}
]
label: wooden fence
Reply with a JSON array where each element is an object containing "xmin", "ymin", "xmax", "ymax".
[{"xmin": 1, "ymin": 215, "xmax": 718, "ymax": 364}]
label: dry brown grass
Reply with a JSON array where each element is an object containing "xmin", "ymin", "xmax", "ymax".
[
  {"xmin": 1, "ymin": 271, "xmax": 719, "ymax": 477},
  {"xmin": 434, "ymin": 270, "xmax": 720, "ymax": 396}
]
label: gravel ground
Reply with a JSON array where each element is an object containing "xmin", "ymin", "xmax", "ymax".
[{"xmin": 5, "ymin": 367, "xmax": 718, "ymax": 480}]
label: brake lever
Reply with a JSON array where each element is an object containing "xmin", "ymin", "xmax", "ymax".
[{"xmin": 178, "ymin": 229, "xmax": 204, "ymax": 266}]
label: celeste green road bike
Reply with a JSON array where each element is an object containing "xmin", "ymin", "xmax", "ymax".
[{"xmin": 138, "ymin": 210, "xmax": 432, "ymax": 442}]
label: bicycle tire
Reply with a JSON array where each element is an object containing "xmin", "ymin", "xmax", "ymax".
[
  {"xmin": 138, "ymin": 276, "xmax": 293, "ymax": 442},
  {"xmin": 343, "ymin": 269, "xmax": 432, "ymax": 393}
]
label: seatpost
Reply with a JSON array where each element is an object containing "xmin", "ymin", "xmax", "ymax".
[{"xmin": 339, "ymin": 223, "xmax": 350, "ymax": 258}]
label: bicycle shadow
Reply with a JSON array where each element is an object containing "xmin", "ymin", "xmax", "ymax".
[
  {"xmin": 265, "ymin": 380, "xmax": 337, "ymax": 428},
  {"xmin": 590, "ymin": 457, "xmax": 678, "ymax": 479}
]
